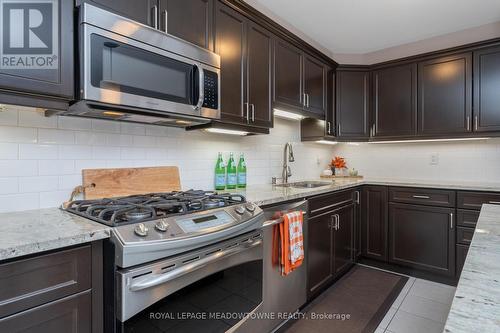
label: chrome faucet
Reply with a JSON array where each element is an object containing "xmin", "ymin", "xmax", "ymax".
[{"xmin": 282, "ymin": 142, "xmax": 295, "ymax": 183}]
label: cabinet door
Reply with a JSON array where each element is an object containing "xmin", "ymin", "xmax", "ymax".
[
  {"xmin": 373, "ymin": 64, "xmax": 417, "ymax": 138},
  {"xmin": 0, "ymin": 0, "xmax": 74, "ymax": 100},
  {"xmin": 273, "ymin": 38, "xmax": 304, "ymax": 110},
  {"xmin": 304, "ymin": 55, "xmax": 327, "ymax": 116},
  {"xmin": 333, "ymin": 204, "xmax": 354, "ymax": 276},
  {"xmin": 361, "ymin": 186, "xmax": 388, "ymax": 261},
  {"xmin": 160, "ymin": 0, "xmax": 213, "ymax": 50},
  {"xmin": 214, "ymin": 2, "xmax": 247, "ymax": 125},
  {"xmin": 90, "ymin": 0, "xmax": 158, "ymax": 27},
  {"xmin": 246, "ymin": 22, "xmax": 273, "ymax": 128},
  {"xmin": 417, "ymin": 53, "xmax": 472, "ymax": 135},
  {"xmin": 307, "ymin": 213, "xmax": 333, "ymax": 294},
  {"xmin": 336, "ymin": 70, "xmax": 370, "ymax": 139},
  {"xmin": 0, "ymin": 291, "xmax": 91, "ymax": 333},
  {"xmin": 388, "ymin": 203, "xmax": 455, "ymax": 276},
  {"xmin": 473, "ymin": 46, "xmax": 500, "ymax": 132}
]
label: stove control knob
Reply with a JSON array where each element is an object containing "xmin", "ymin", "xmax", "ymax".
[
  {"xmin": 245, "ymin": 204, "xmax": 255, "ymax": 213},
  {"xmin": 155, "ymin": 220, "xmax": 169, "ymax": 232},
  {"xmin": 134, "ymin": 223, "xmax": 149, "ymax": 237},
  {"xmin": 234, "ymin": 206, "xmax": 246, "ymax": 215}
]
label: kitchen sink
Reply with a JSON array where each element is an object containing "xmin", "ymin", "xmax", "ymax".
[{"xmin": 274, "ymin": 181, "xmax": 332, "ymax": 189}]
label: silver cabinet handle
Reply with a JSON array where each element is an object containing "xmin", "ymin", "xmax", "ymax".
[
  {"xmin": 163, "ymin": 10, "xmax": 168, "ymax": 33},
  {"xmin": 474, "ymin": 116, "xmax": 478, "ymax": 131},
  {"xmin": 251, "ymin": 104, "xmax": 255, "ymax": 122},
  {"xmin": 151, "ymin": 5, "xmax": 158, "ymax": 29},
  {"xmin": 130, "ymin": 239, "xmax": 262, "ymax": 291},
  {"xmin": 194, "ymin": 64, "xmax": 204, "ymax": 110},
  {"xmin": 371, "ymin": 123, "xmax": 376, "ymax": 137},
  {"xmin": 355, "ymin": 191, "xmax": 360, "ymax": 204},
  {"xmin": 412, "ymin": 195, "xmax": 430, "ymax": 199},
  {"xmin": 466, "ymin": 116, "xmax": 470, "ymax": 131},
  {"xmin": 489, "ymin": 201, "xmax": 500, "ymax": 205},
  {"xmin": 302, "ymin": 93, "xmax": 306, "ymax": 107},
  {"xmin": 244, "ymin": 102, "xmax": 250, "ymax": 123},
  {"xmin": 337, "ymin": 123, "xmax": 341, "ymax": 136},
  {"xmin": 450, "ymin": 213, "xmax": 454, "ymax": 229},
  {"xmin": 306, "ymin": 94, "xmax": 310, "ymax": 108},
  {"xmin": 336, "ymin": 214, "xmax": 340, "ymax": 230},
  {"xmin": 330, "ymin": 215, "xmax": 335, "ymax": 229}
]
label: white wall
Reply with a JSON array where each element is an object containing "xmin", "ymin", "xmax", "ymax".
[
  {"xmin": 332, "ymin": 140, "xmax": 500, "ymax": 183},
  {"xmin": 0, "ymin": 105, "xmax": 334, "ymax": 212}
]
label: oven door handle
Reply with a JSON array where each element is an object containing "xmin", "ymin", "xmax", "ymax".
[
  {"xmin": 194, "ymin": 64, "xmax": 204, "ymax": 110},
  {"xmin": 129, "ymin": 238, "xmax": 262, "ymax": 292}
]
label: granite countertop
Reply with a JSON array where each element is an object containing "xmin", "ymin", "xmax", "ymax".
[
  {"xmin": 444, "ymin": 204, "xmax": 500, "ymax": 332},
  {"xmin": 0, "ymin": 208, "xmax": 111, "ymax": 262},
  {"xmin": 237, "ymin": 178, "xmax": 500, "ymax": 206}
]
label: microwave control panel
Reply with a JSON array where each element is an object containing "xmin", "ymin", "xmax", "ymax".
[{"xmin": 202, "ymin": 70, "xmax": 219, "ymax": 110}]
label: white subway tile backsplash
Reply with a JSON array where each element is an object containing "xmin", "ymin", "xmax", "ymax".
[
  {"xmin": 58, "ymin": 116, "xmax": 92, "ymax": 130},
  {"xmin": 0, "ymin": 160, "xmax": 38, "ymax": 176},
  {"xmin": 39, "ymin": 190, "xmax": 70, "ymax": 208},
  {"xmin": 19, "ymin": 176, "xmax": 58, "ymax": 192},
  {"xmin": 58, "ymin": 175, "xmax": 82, "ymax": 190},
  {"xmin": 91, "ymin": 119, "xmax": 121, "ymax": 133},
  {"xmin": 0, "ymin": 193, "xmax": 39, "ymax": 213},
  {"xmin": 120, "ymin": 123, "xmax": 146, "ymax": 135},
  {"xmin": 92, "ymin": 146, "xmax": 121, "ymax": 160},
  {"xmin": 0, "ymin": 178, "xmax": 18, "ymax": 194},
  {"xmin": 39, "ymin": 160, "xmax": 75, "ymax": 176},
  {"xmin": 120, "ymin": 147, "xmax": 147, "ymax": 160},
  {"xmin": 59, "ymin": 145, "xmax": 92, "ymax": 160},
  {"xmin": 38, "ymin": 128, "xmax": 75, "ymax": 145},
  {"xmin": 133, "ymin": 135, "xmax": 156, "ymax": 147},
  {"xmin": 19, "ymin": 144, "xmax": 58, "ymax": 160},
  {"xmin": 18, "ymin": 110, "xmax": 57, "ymax": 128},
  {"xmin": 0, "ymin": 126, "xmax": 37, "ymax": 143},
  {"xmin": 106, "ymin": 133, "xmax": 133, "ymax": 147},
  {"xmin": 75, "ymin": 131, "xmax": 107, "ymax": 146},
  {"xmin": 0, "ymin": 109, "xmax": 18, "ymax": 126},
  {"xmin": 0, "ymin": 143, "xmax": 18, "ymax": 159}
]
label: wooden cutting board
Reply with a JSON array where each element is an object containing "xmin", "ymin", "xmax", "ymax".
[{"xmin": 82, "ymin": 166, "xmax": 181, "ymax": 199}]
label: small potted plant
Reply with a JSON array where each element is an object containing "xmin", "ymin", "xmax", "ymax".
[{"xmin": 330, "ymin": 156, "xmax": 347, "ymax": 176}]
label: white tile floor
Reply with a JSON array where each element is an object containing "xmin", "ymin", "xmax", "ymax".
[{"xmin": 376, "ymin": 275, "xmax": 456, "ymax": 333}]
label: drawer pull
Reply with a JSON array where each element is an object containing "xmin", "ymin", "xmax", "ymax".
[
  {"xmin": 489, "ymin": 201, "xmax": 500, "ymax": 205},
  {"xmin": 450, "ymin": 213, "xmax": 454, "ymax": 229},
  {"xmin": 412, "ymin": 195, "xmax": 430, "ymax": 199}
]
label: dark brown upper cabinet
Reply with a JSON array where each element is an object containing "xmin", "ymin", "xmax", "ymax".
[
  {"xmin": 372, "ymin": 64, "xmax": 417, "ymax": 138},
  {"xmin": 160, "ymin": 0, "xmax": 214, "ymax": 50},
  {"xmin": 273, "ymin": 39, "xmax": 304, "ymax": 110},
  {"xmin": 417, "ymin": 53, "xmax": 472, "ymax": 136},
  {"xmin": 0, "ymin": 0, "xmax": 73, "ymax": 104},
  {"xmin": 215, "ymin": 2, "xmax": 272, "ymax": 128},
  {"xmin": 473, "ymin": 46, "xmax": 500, "ymax": 132},
  {"xmin": 273, "ymin": 38, "xmax": 329, "ymax": 118},
  {"xmin": 335, "ymin": 69, "xmax": 370, "ymax": 140},
  {"xmin": 88, "ymin": 0, "xmax": 158, "ymax": 27}
]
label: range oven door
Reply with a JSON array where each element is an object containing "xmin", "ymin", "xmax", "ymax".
[
  {"xmin": 74, "ymin": 6, "xmax": 220, "ymax": 123},
  {"xmin": 116, "ymin": 231, "xmax": 263, "ymax": 333}
]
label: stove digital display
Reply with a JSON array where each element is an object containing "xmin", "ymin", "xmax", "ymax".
[{"xmin": 192, "ymin": 215, "xmax": 217, "ymax": 224}]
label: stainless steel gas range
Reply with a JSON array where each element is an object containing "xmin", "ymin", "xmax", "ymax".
[{"xmin": 65, "ymin": 190, "xmax": 265, "ymax": 333}]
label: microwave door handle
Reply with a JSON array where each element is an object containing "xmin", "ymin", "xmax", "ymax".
[{"xmin": 194, "ymin": 64, "xmax": 204, "ymax": 110}]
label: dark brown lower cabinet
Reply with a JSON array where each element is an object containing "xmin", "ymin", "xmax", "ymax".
[
  {"xmin": 0, "ymin": 291, "xmax": 91, "ymax": 333},
  {"xmin": 361, "ymin": 186, "xmax": 388, "ymax": 261},
  {"xmin": 388, "ymin": 203, "xmax": 455, "ymax": 277},
  {"xmin": 456, "ymin": 244, "xmax": 469, "ymax": 277},
  {"xmin": 333, "ymin": 204, "xmax": 354, "ymax": 275},
  {"xmin": 307, "ymin": 212, "xmax": 333, "ymax": 294}
]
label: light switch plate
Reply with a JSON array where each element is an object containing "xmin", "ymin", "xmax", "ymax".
[{"xmin": 430, "ymin": 153, "xmax": 439, "ymax": 165}]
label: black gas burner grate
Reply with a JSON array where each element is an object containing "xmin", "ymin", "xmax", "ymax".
[{"xmin": 65, "ymin": 190, "xmax": 246, "ymax": 226}]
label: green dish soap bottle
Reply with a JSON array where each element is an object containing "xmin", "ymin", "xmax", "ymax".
[
  {"xmin": 226, "ymin": 153, "xmax": 237, "ymax": 190},
  {"xmin": 215, "ymin": 152, "xmax": 226, "ymax": 191},
  {"xmin": 237, "ymin": 153, "xmax": 247, "ymax": 188}
]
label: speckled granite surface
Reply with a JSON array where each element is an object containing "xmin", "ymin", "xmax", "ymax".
[
  {"xmin": 0, "ymin": 208, "xmax": 110, "ymax": 262},
  {"xmin": 237, "ymin": 178, "xmax": 500, "ymax": 206},
  {"xmin": 444, "ymin": 204, "xmax": 500, "ymax": 333}
]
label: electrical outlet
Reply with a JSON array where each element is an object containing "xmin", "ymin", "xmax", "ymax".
[{"xmin": 430, "ymin": 153, "xmax": 439, "ymax": 165}]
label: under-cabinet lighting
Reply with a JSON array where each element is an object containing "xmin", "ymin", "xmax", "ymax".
[
  {"xmin": 273, "ymin": 109, "xmax": 305, "ymax": 120},
  {"xmin": 368, "ymin": 137, "xmax": 490, "ymax": 144},
  {"xmin": 102, "ymin": 111, "xmax": 124, "ymax": 117},
  {"xmin": 315, "ymin": 140, "xmax": 338, "ymax": 145},
  {"xmin": 204, "ymin": 128, "xmax": 249, "ymax": 136}
]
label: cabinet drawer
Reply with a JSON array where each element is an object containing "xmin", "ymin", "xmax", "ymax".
[
  {"xmin": 456, "ymin": 244, "xmax": 469, "ymax": 277},
  {"xmin": 0, "ymin": 246, "xmax": 91, "ymax": 318},
  {"xmin": 389, "ymin": 187, "xmax": 455, "ymax": 207},
  {"xmin": 0, "ymin": 291, "xmax": 91, "ymax": 333},
  {"xmin": 456, "ymin": 227, "xmax": 475, "ymax": 245},
  {"xmin": 309, "ymin": 190, "xmax": 355, "ymax": 216},
  {"xmin": 457, "ymin": 209, "xmax": 480, "ymax": 228},
  {"xmin": 457, "ymin": 191, "xmax": 500, "ymax": 210}
]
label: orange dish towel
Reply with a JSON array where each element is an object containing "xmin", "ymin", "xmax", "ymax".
[{"xmin": 279, "ymin": 211, "xmax": 304, "ymax": 276}]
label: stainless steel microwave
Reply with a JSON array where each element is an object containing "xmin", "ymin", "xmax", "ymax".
[{"xmin": 66, "ymin": 4, "xmax": 220, "ymax": 127}]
